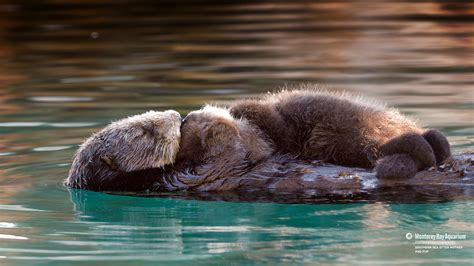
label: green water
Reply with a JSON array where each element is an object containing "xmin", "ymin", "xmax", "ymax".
[
  {"xmin": 0, "ymin": 0, "xmax": 473, "ymax": 264},
  {"xmin": 1, "ymin": 189, "xmax": 473, "ymax": 265}
]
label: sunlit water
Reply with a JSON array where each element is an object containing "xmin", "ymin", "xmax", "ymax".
[{"xmin": 0, "ymin": 0, "xmax": 473, "ymax": 264}]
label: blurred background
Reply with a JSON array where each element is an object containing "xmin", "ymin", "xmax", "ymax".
[{"xmin": 0, "ymin": 0, "xmax": 473, "ymax": 264}]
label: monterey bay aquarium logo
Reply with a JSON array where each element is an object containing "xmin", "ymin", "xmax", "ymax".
[
  {"xmin": 405, "ymin": 233, "xmax": 467, "ymax": 241},
  {"xmin": 405, "ymin": 232, "xmax": 467, "ymax": 254}
]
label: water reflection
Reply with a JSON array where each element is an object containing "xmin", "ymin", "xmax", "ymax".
[{"xmin": 61, "ymin": 189, "xmax": 472, "ymax": 263}]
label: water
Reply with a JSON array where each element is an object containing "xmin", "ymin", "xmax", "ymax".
[{"xmin": 0, "ymin": 0, "xmax": 473, "ymax": 264}]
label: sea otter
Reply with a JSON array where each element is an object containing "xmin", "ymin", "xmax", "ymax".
[
  {"xmin": 64, "ymin": 104, "xmax": 466, "ymax": 194},
  {"xmin": 65, "ymin": 110, "xmax": 182, "ymax": 191},
  {"xmin": 229, "ymin": 87, "xmax": 451, "ymax": 179}
]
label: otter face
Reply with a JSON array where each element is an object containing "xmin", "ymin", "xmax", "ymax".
[
  {"xmin": 177, "ymin": 106, "xmax": 241, "ymax": 166},
  {"xmin": 66, "ymin": 110, "xmax": 181, "ymax": 189}
]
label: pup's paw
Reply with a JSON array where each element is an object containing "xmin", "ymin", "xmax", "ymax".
[
  {"xmin": 375, "ymin": 154, "xmax": 419, "ymax": 179},
  {"xmin": 229, "ymin": 100, "xmax": 271, "ymax": 122},
  {"xmin": 422, "ymin": 129, "xmax": 451, "ymax": 165},
  {"xmin": 381, "ymin": 133, "xmax": 436, "ymax": 169}
]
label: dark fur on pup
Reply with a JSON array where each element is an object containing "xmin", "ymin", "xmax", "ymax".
[
  {"xmin": 149, "ymin": 106, "xmax": 347, "ymax": 193},
  {"xmin": 229, "ymin": 86, "xmax": 451, "ymax": 179}
]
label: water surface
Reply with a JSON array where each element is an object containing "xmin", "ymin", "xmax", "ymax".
[{"xmin": 0, "ymin": 0, "xmax": 473, "ymax": 264}]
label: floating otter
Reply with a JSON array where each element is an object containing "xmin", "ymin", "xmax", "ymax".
[
  {"xmin": 65, "ymin": 88, "xmax": 453, "ymax": 192},
  {"xmin": 81, "ymin": 105, "xmax": 469, "ymax": 195},
  {"xmin": 229, "ymin": 88, "xmax": 451, "ymax": 179},
  {"xmin": 64, "ymin": 104, "xmax": 470, "ymax": 194},
  {"xmin": 65, "ymin": 110, "xmax": 182, "ymax": 191}
]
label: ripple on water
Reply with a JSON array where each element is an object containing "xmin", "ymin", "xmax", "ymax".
[
  {"xmin": 33, "ymin": 146, "xmax": 72, "ymax": 152},
  {"xmin": 0, "ymin": 122, "xmax": 97, "ymax": 128},
  {"xmin": 0, "ymin": 222, "xmax": 16, "ymax": 228},
  {"xmin": 0, "ymin": 234, "xmax": 28, "ymax": 240},
  {"xmin": 0, "ymin": 205, "xmax": 46, "ymax": 212},
  {"xmin": 29, "ymin": 96, "xmax": 95, "ymax": 102},
  {"xmin": 61, "ymin": 76, "xmax": 135, "ymax": 83},
  {"xmin": 0, "ymin": 122, "xmax": 45, "ymax": 127}
]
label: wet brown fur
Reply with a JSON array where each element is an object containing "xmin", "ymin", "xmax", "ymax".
[
  {"xmin": 229, "ymin": 87, "xmax": 451, "ymax": 179},
  {"xmin": 176, "ymin": 106, "xmax": 273, "ymax": 170},
  {"xmin": 66, "ymin": 87, "xmax": 452, "ymax": 192},
  {"xmin": 65, "ymin": 106, "xmax": 273, "ymax": 192},
  {"xmin": 65, "ymin": 110, "xmax": 182, "ymax": 191}
]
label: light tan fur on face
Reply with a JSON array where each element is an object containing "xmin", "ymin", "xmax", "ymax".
[
  {"xmin": 150, "ymin": 110, "xmax": 182, "ymax": 167},
  {"xmin": 110, "ymin": 110, "xmax": 182, "ymax": 168}
]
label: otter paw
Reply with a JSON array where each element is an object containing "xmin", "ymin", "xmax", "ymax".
[
  {"xmin": 381, "ymin": 133, "xmax": 436, "ymax": 169},
  {"xmin": 422, "ymin": 129, "xmax": 451, "ymax": 165},
  {"xmin": 201, "ymin": 118, "xmax": 240, "ymax": 154},
  {"xmin": 229, "ymin": 100, "xmax": 269, "ymax": 122},
  {"xmin": 375, "ymin": 154, "xmax": 419, "ymax": 179}
]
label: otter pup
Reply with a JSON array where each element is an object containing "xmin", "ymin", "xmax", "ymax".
[
  {"xmin": 177, "ymin": 106, "xmax": 272, "ymax": 168},
  {"xmin": 155, "ymin": 106, "xmax": 273, "ymax": 191},
  {"xmin": 229, "ymin": 88, "xmax": 451, "ymax": 179},
  {"xmin": 66, "ymin": 110, "xmax": 182, "ymax": 191}
]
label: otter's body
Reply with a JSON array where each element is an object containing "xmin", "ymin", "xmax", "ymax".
[{"xmin": 230, "ymin": 89, "xmax": 451, "ymax": 179}]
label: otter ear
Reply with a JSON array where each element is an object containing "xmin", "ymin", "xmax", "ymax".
[
  {"xmin": 100, "ymin": 155, "xmax": 118, "ymax": 170},
  {"xmin": 201, "ymin": 118, "xmax": 240, "ymax": 149}
]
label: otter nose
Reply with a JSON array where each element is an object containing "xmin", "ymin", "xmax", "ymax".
[
  {"xmin": 181, "ymin": 113, "xmax": 196, "ymax": 127},
  {"xmin": 180, "ymin": 117, "xmax": 188, "ymax": 130}
]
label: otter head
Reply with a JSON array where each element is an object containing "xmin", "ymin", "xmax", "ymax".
[
  {"xmin": 177, "ymin": 106, "xmax": 273, "ymax": 168},
  {"xmin": 66, "ymin": 110, "xmax": 181, "ymax": 189}
]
